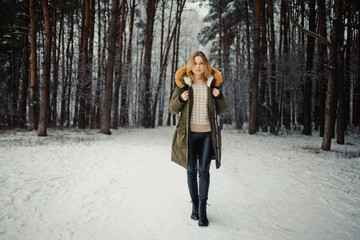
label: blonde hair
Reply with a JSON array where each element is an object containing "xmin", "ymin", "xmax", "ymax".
[{"xmin": 186, "ymin": 51, "xmax": 212, "ymax": 83}]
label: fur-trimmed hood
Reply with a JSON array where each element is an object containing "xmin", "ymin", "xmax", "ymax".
[{"xmin": 174, "ymin": 65, "xmax": 223, "ymax": 88}]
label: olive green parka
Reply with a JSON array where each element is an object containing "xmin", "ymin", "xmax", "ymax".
[{"xmin": 169, "ymin": 65, "xmax": 227, "ymax": 169}]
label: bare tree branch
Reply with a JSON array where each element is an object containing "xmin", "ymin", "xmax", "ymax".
[{"xmin": 283, "ymin": 0, "xmax": 331, "ymax": 47}]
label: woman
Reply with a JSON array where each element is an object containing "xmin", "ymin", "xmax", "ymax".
[{"xmin": 169, "ymin": 51, "xmax": 226, "ymax": 227}]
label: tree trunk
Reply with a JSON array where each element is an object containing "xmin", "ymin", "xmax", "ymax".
[
  {"xmin": 100, "ymin": 0, "xmax": 119, "ymax": 134},
  {"xmin": 11, "ymin": 36, "xmax": 19, "ymax": 127},
  {"xmin": 244, "ymin": 0, "xmax": 251, "ymax": 77},
  {"xmin": 300, "ymin": 0, "xmax": 305, "ymax": 45},
  {"xmin": 112, "ymin": 0, "xmax": 126, "ymax": 129},
  {"xmin": 167, "ymin": 11, "xmax": 177, "ymax": 127},
  {"xmin": 354, "ymin": 2, "xmax": 360, "ymax": 127},
  {"xmin": 344, "ymin": 0, "xmax": 352, "ymax": 130},
  {"xmin": 120, "ymin": 0, "xmax": 136, "ymax": 127},
  {"xmin": 173, "ymin": 11, "xmax": 181, "ymax": 125},
  {"xmin": 336, "ymin": 0, "xmax": 345, "ymax": 145},
  {"xmin": 303, "ymin": 0, "xmax": 316, "ymax": 135},
  {"xmin": 38, "ymin": 0, "xmax": 52, "ymax": 136},
  {"xmin": 92, "ymin": 0, "xmax": 105, "ymax": 129},
  {"xmin": 258, "ymin": 0, "xmax": 267, "ymax": 132},
  {"xmin": 74, "ymin": 3, "xmax": 86, "ymax": 128},
  {"xmin": 282, "ymin": 1, "xmax": 290, "ymax": 130},
  {"xmin": 152, "ymin": 0, "xmax": 166, "ymax": 128},
  {"xmin": 87, "ymin": 0, "xmax": 95, "ymax": 128},
  {"xmin": 317, "ymin": 0, "xmax": 327, "ymax": 137},
  {"xmin": 321, "ymin": 0, "xmax": 342, "ymax": 150},
  {"xmin": 29, "ymin": 0, "xmax": 38, "ymax": 130},
  {"xmin": 60, "ymin": 7, "xmax": 73, "ymax": 127},
  {"xmin": 268, "ymin": 0, "xmax": 277, "ymax": 134},
  {"xmin": 143, "ymin": 0, "xmax": 159, "ymax": 128},
  {"xmin": 78, "ymin": 0, "xmax": 90, "ymax": 129},
  {"xmin": 19, "ymin": 8, "xmax": 30, "ymax": 128},
  {"xmin": 50, "ymin": 4, "xmax": 58, "ymax": 126},
  {"xmin": 66, "ymin": 11, "xmax": 75, "ymax": 128},
  {"xmin": 249, "ymin": 0, "xmax": 261, "ymax": 134}
]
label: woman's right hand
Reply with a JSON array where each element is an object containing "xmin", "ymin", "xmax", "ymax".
[{"xmin": 180, "ymin": 90, "xmax": 189, "ymax": 101}]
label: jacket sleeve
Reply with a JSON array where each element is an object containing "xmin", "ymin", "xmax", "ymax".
[
  {"xmin": 169, "ymin": 87, "xmax": 185, "ymax": 114},
  {"xmin": 215, "ymin": 93, "xmax": 227, "ymax": 115}
]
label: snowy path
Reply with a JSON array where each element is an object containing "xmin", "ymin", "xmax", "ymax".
[{"xmin": 0, "ymin": 127, "xmax": 359, "ymax": 240}]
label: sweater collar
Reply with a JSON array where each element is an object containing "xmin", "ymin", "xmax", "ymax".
[{"xmin": 183, "ymin": 75, "xmax": 214, "ymax": 88}]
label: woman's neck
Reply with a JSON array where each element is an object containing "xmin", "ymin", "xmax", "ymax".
[
  {"xmin": 194, "ymin": 73, "xmax": 202, "ymax": 79},
  {"xmin": 194, "ymin": 75, "xmax": 203, "ymax": 83}
]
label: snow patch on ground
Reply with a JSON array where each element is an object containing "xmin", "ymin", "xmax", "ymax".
[{"xmin": 0, "ymin": 127, "xmax": 359, "ymax": 240}]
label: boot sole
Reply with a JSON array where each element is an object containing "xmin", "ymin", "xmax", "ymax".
[{"xmin": 198, "ymin": 222, "xmax": 209, "ymax": 227}]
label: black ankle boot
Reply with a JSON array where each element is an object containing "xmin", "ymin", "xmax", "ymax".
[
  {"xmin": 198, "ymin": 200, "xmax": 209, "ymax": 227},
  {"xmin": 191, "ymin": 199, "xmax": 199, "ymax": 220}
]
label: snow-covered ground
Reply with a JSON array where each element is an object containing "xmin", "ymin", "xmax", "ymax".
[{"xmin": 0, "ymin": 127, "xmax": 359, "ymax": 240}]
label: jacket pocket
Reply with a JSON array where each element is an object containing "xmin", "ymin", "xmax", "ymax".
[{"xmin": 173, "ymin": 126, "xmax": 186, "ymax": 147}]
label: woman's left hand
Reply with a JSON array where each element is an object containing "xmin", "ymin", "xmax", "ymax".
[{"xmin": 212, "ymin": 88, "xmax": 220, "ymax": 97}]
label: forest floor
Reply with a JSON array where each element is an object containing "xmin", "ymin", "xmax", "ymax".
[{"xmin": 0, "ymin": 126, "xmax": 359, "ymax": 240}]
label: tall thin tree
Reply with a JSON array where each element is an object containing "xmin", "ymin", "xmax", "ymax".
[
  {"xmin": 317, "ymin": 0, "xmax": 327, "ymax": 137},
  {"xmin": 78, "ymin": 0, "xmax": 90, "ymax": 129},
  {"xmin": 143, "ymin": 0, "xmax": 159, "ymax": 128},
  {"xmin": 303, "ymin": 0, "xmax": 316, "ymax": 135},
  {"xmin": 268, "ymin": 0, "xmax": 277, "ymax": 134},
  {"xmin": 112, "ymin": 0, "xmax": 126, "ymax": 129},
  {"xmin": 100, "ymin": 0, "xmax": 119, "ymax": 134},
  {"xmin": 19, "ymin": 3, "xmax": 30, "ymax": 128},
  {"xmin": 249, "ymin": 0, "xmax": 261, "ymax": 134},
  {"xmin": 38, "ymin": 0, "xmax": 52, "ymax": 136},
  {"xmin": 29, "ymin": 0, "xmax": 38, "ymax": 130}
]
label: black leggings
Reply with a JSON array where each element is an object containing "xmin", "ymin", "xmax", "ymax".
[{"xmin": 187, "ymin": 131, "xmax": 212, "ymax": 202}]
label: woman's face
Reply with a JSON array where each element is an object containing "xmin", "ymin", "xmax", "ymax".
[{"xmin": 192, "ymin": 56, "xmax": 205, "ymax": 78}]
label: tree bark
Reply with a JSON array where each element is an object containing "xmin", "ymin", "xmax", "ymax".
[
  {"xmin": 78, "ymin": 0, "xmax": 90, "ymax": 129},
  {"xmin": 74, "ymin": 3, "xmax": 86, "ymax": 128},
  {"xmin": 112, "ymin": 0, "xmax": 126, "ymax": 129},
  {"xmin": 303, "ymin": 0, "xmax": 316, "ymax": 135},
  {"xmin": 344, "ymin": 0, "xmax": 352, "ymax": 130},
  {"xmin": 50, "ymin": 4, "xmax": 58, "ymax": 126},
  {"xmin": 120, "ymin": 0, "xmax": 136, "ymax": 127},
  {"xmin": 29, "ymin": 0, "xmax": 38, "ymax": 130},
  {"xmin": 268, "ymin": 0, "xmax": 277, "ymax": 134},
  {"xmin": 11, "ymin": 35, "xmax": 19, "ymax": 127},
  {"xmin": 142, "ymin": 0, "xmax": 159, "ymax": 128},
  {"xmin": 317, "ymin": 0, "xmax": 327, "ymax": 137},
  {"xmin": 87, "ymin": 0, "xmax": 95, "ymax": 128},
  {"xmin": 354, "ymin": 2, "xmax": 360, "ymax": 127},
  {"xmin": 60, "ymin": 7, "xmax": 73, "ymax": 127},
  {"xmin": 19, "ymin": 6, "xmax": 30, "ymax": 128},
  {"xmin": 167, "ymin": 7, "xmax": 178, "ymax": 127},
  {"xmin": 249, "ymin": 0, "xmax": 261, "ymax": 134},
  {"xmin": 336, "ymin": 0, "xmax": 345, "ymax": 145},
  {"xmin": 244, "ymin": 0, "xmax": 251, "ymax": 77},
  {"xmin": 38, "ymin": 0, "xmax": 52, "ymax": 136},
  {"xmin": 321, "ymin": 0, "xmax": 342, "ymax": 150},
  {"xmin": 92, "ymin": 0, "xmax": 106, "ymax": 129},
  {"xmin": 282, "ymin": 1, "xmax": 290, "ymax": 130},
  {"xmin": 258, "ymin": 0, "xmax": 267, "ymax": 132},
  {"xmin": 100, "ymin": 0, "xmax": 119, "ymax": 134}
]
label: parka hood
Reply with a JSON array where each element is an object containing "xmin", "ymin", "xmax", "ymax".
[{"xmin": 174, "ymin": 65, "xmax": 223, "ymax": 88}]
